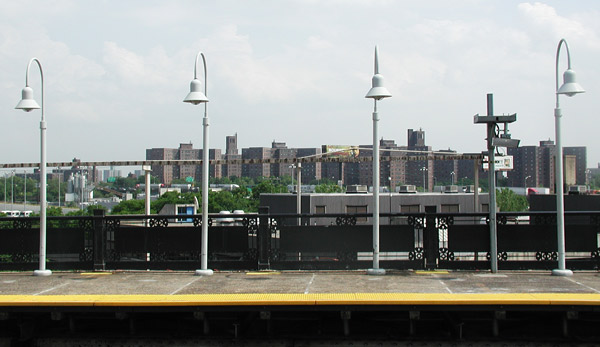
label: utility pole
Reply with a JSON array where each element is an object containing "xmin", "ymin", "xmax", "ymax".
[{"xmin": 474, "ymin": 94, "xmax": 519, "ymax": 273}]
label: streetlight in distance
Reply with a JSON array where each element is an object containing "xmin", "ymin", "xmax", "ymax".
[
  {"xmin": 365, "ymin": 46, "xmax": 391, "ymax": 276},
  {"xmin": 183, "ymin": 51, "xmax": 213, "ymax": 277},
  {"xmin": 15, "ymin": 58, "xmax": 51, "ymax": 276},
  {"xmin": 552, "ymin": 39, "xmax": 585, "ymax": 277}
]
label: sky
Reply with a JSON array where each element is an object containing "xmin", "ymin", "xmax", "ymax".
[{"xmin": 1, "ymin": 0, "xmax": 599, "ymax": 171}]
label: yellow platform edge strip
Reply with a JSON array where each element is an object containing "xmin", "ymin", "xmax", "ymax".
[{"xmin": 1, "ymin": 293, "xmax": 600, "ymax": 307}]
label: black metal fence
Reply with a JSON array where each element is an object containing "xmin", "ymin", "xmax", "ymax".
[{"xmin": 1, "ymin": 208, "xmax": 599, "ymax": 271}]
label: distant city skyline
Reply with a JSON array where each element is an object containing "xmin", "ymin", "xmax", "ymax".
[
  {"xmin": 1, "ymin": 1, "xmax": 599, "ymax": 166},
  {"xmin": 146, "ymin": 129, "xmax": 588, "ymax": 192}
]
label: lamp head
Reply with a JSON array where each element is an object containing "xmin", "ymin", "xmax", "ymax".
[
  {"xmin": 183, "ymin": 79, "xmax": 209, "ymax": 105},
  {"xmin": 557, "ymin": 69, "xmax": 585, "ymax": 97},
  {"xmin": 15, "ymin": 86, "xmax": 40, "ymax": 112},
  {"xmin": 365, "ymin": 74, "xmax": 391, "ymax": 100}
]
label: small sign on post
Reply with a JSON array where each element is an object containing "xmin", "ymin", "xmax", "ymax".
[{"xmin": 482, "ymin": 155, "xmax": 513, "ymax": 171}]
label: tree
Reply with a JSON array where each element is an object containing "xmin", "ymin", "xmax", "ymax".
[
  {"xmin": 496, "ymin": 188, "xmax": 529, "ymax": 212},
  {"xmin": 590, "ymin": 174, "xmax": 600, "ymax": 190},
  {"xmin": 315, "ymin": 184, "xmax": 343, "ymax": 193},
  {"xmin": 111, "ymin": 199, "xmax": 146, "ymax": 215},
  {"xmin": 113, "ymin": 176, "xmax": 138, "ymax": 190},
  {"xmin": 209, "ymin": 191, "xmax": 237, "ymax": 212}
]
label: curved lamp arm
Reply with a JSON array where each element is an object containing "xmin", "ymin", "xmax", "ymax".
[
  {"xmin": 195, "ymin": 52, "xmax": 208, "ymax": 117},
  {"xmin": 26, "ymin": 58, "xmax": 45, "ymax": 122},
  {"xmin": 555, "ymin": 39, "xmax": 571, "ymax": 106}
]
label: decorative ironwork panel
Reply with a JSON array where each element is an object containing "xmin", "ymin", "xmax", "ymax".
[
  {"xmin": 269, "ymin": 218, "xmax": 280, "ymax": 236},
  {"xmin": 192, "ymin": 217, "xmax": 213, "ymax": 227},
  {"xmin": 438, "ymin": 248, "xmax": 455, "ymax": 261},
  {"xmin": 407, "ymin": 216, "xmax": 424, "ymax": 229},
  {"xmin": 149, "ymin": 217, "xmax": 169, "ymax": 228},
  {"xmin": 335, "ymin": 216, "xmax": 356, "ymax": 226},
  {"xmin": 78, "ymin": 219, "xmax": 94, "ymax": 232},
  {"xmin": 535, "ymin": 251, "xmax": 557, "ymax": 261},
  {"xmin": 79, "ymin": 248, "xmax": 93, "ymax": 262},
  {"xmin": 497, "ymin": 215, "xmax": 507, "ymax": 225},
  {"xmin": 436, "ymin": 216, "xmax": 454, "ymax": 229},
  {"xmin": 244, "ymin": 217, "xmax": 259, "ymax": 236},
  {"xmin": 105, "ymin": 219, "xmax": 120, "ymax": 232},
  {"xmin": 13, "ymin": 219, "xmax": 32, "ymax": 230},
  {"xmin": 486, "ymin": 251, "xmax": 508, "ymax": 261},
  {"xmin": 408, "ymin": 247, "xmax": 424, "ymax": 260}
]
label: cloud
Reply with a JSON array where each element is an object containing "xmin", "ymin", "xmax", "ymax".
[
  {"xmin": 206, "ymin": 25, "xmax": 324, "ymax": 102},
  {"xmin": 518, "ymin": 2, "xmax": 599, "ymax": 46},
  {"xmin": 307, "ymin": 36, "xmax": 332, "ymax": 50}
]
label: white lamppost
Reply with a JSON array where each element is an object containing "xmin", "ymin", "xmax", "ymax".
[
  {"xmin": 58, "ymin": 169, "xmax": 61, "ymax": 207},
  {"xmin": 365, "ymin": 46, "xmax": 391, "ymax": 276},
  {"xmin": 525, "ymin": 175, "xmax": 531, "ymax": 188},
  {"xmin": 11, "ymin": 170, "xmax": 14, "ymax": 210},
  {"xmin": 552, "ymin": 39, "xmax": 585, "ymax": 277},
  {"xmin": 23, "ymin": 170, "xmax": 26, "ymax": 211},
  {"xmin": 421, "ymin": 167, "xmax": 428, "ymax": 192},
  {"xmin": 3, "ymin": 173, "xmax": 6, "ymax": 209},
  {"xmin": 15, "ymin": 58, "xmax": 51, "ymax": 276},
  {"xmin": 451, "ymin": 171, "xmax": 455, "ymax": 185},
  {"xmin": 183, "ymin": 51, "xmax": 213, "ymax": 276}
]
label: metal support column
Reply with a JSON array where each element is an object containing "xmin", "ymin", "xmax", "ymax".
[{"xmin": 474, "ymin": 94, "xmax": 518, "ymax": 273}]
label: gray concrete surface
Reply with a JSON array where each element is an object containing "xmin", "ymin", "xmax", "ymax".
[{"xmin": 1, "ymin": 270, "xmax": 599, "ymax": 296}]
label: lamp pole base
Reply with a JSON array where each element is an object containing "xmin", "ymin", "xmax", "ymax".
[
  {"xmin": 551, "ymin": 269, "xmax": 573, "ymax": 277},
  {"xmin": 366, "ymin": 268, "xmax": 386, "ymax": 276},
  {"xmin": 33, "ymin": 269, "xmax": 52, "ymax": 277},
  {"xmin": 195, "ymin": 269, "xmax": 214, "ymax": 276}
]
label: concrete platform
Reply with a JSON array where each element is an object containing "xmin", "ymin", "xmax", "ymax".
[
  {"xmin": 1, "ymin": 270, "xmax": 599, "ymax": 305},
  {"xmin": 2, "ymin": 270, "xmax": 600, "ymax": 343}
]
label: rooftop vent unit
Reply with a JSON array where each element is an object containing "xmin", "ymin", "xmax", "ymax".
[
  {"xmin": 464, "ymin": 185, "xmax": 477, "ymax": 193},
  {"xmin": 346, "ymin": 185, "xmax": 368, "ymax": 194},
  {"xmin": 399, "ymin": 185, "xmax": 417, "ymax": 194},
  {"xmin": 568, "ymin": 185, "xmax": 587, "ymax": 195},
  {"xmin": 444, "ymin": 185, "xmax": 459, "ymax": 193}
]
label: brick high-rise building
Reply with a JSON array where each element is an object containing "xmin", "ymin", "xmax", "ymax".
[
  {"xmin": 297, "ymin": 147, "xmax": 322, "ymax": 184},
  {"xmin": 146, "ymin": 143, "xmax": 221, "ymax": 185},
  {"xmin": 242, "ymin": 147, "xmax": 272, "ymax": 178},
  {"xmin": 433, "ymin": 149, "xmax": 458, "ymax": 185},
  {"xmin": 223, "ymin": 134, "xmax": 241, "ymax": 178},
  {"xmin": 507, "ymin": 140, "xmax": 586, "ymax": 192},
  {"xmin": 405, "ymin": 129, "xmax": 433, "ymax": 191},
  {"xmin": 146, "ymin": 147, "xmax": 177, "ymax": 184},
  {"xmin": 271, "ymin": 142, "xmax": 296, "ymax": 178}
]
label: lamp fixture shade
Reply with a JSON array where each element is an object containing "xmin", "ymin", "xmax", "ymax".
[
  {"xmin": 15, "ymin": 86, "xmax": 40, "ymax": 112},
  {"xmin": 366, "ymin": 74, "xmax": 391, "ymax": 100},
  {"xmin": 183, "ymin": 79, "xmax": 209, "ymax": 104},
  {"xmin": 557, "ymin": 69, "xmax": 585, "ymax": 97}
]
